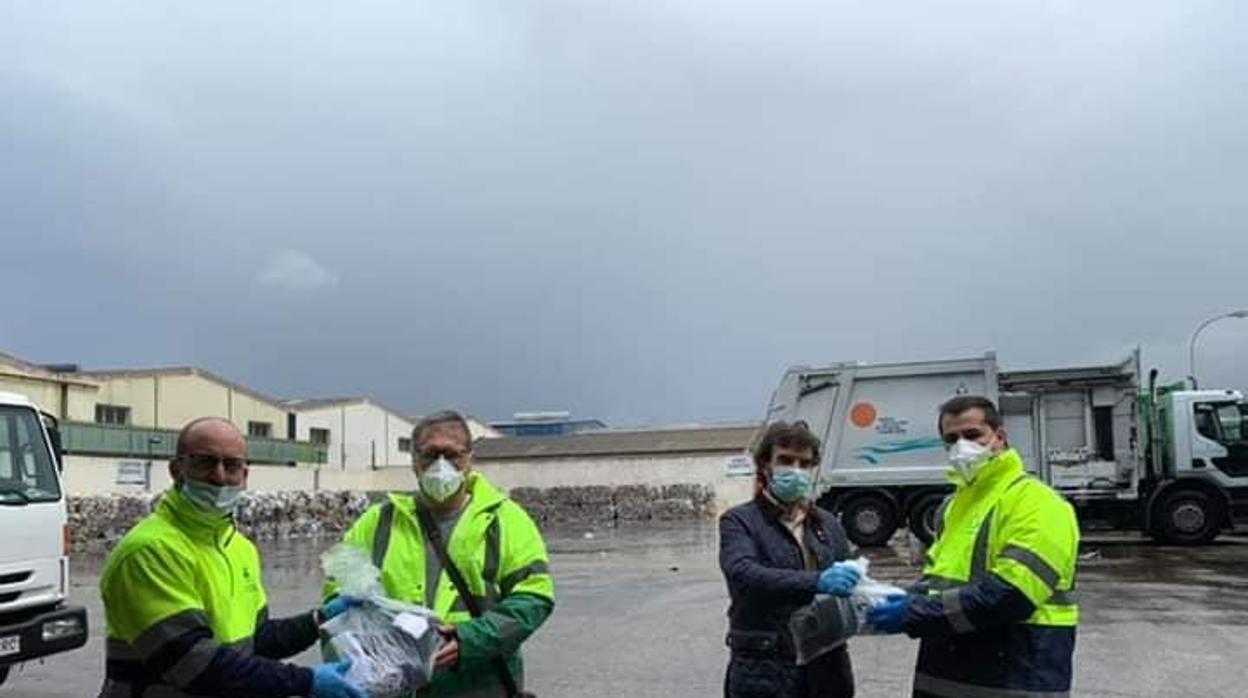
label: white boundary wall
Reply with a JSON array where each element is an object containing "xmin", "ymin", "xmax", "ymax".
[{"xmin": 63, "ymin": 450, "xmax": 757, "ymax": 514}]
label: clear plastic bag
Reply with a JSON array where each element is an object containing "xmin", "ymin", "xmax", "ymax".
[
  {"xmin": 321, "ymin": 544, "xmax": 443, "ymax": 697},
  {"xmin": 789, "ymin": 594, "xmax": 858, "ymax": 665},
  {"xmin": 845, "ymin": 556, "xmax": 906, "ymax": 634},
  {"xmin": 789, "ymin": 556, "xmax": 908, "ymax": 665}
]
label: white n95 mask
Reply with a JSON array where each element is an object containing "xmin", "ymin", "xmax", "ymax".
[
  {"xmin": 947, "ymin": 438, "xmax": 992, "ymax": 482},
  {"xmin": 419, "ymin": 456, "xmax": 465, "ymax": 502}
]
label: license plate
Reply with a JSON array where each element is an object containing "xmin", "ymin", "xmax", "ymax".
[{"xmin": 0, "ymin": 635, "xmax": 18, "ymax": 657}]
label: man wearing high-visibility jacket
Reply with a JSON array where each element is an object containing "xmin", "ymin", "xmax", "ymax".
[
  {"xmin": 868, "ymin": 396, "xmax": 1080, "ymax": 698},
  {"xmin": 331, "ymin": 410, "xmax": 554, "ymax": 697},
  {"xmin": 98, "ymin": 417, "xmax": 368, "ymax": 698}
]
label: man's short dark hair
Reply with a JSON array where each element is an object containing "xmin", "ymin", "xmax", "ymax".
[
  {"xmin": 752, "ymin": 421, "xmax": 822, "ymax": 470},
  {"xmin": 937, "ymin": 395, "xmax": 1003, "ymax": 431},
  {"xmin": 413, "ymin": 410, "xmax": 473, "ymax": 449}
]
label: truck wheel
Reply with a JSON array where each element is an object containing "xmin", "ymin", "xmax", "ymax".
[
  {"xmin": 0, "ymin": 664, "xmax": 8, "ymax": 686},
  {"xmin": 1157, "ymin": 489, "xmax": 1221, "ymax": 545},
  {"xmin": 908, "ymin": 495, "xmax": 945, "ymax": 546},
  {"xmin": 842, "ymin": 494, "xmax": 898, "ymax": 547}
]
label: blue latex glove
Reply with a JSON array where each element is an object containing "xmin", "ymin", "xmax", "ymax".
[
  {"xmin": 320, "ymin": 595, "xmax": 363, "ymax": 622},
  {"xmin": 865, "ymin": 592, "xmax": 910, "ymax": 634},
  {"xmin": 816, "ymin": 561, "xmax": 861, "ymax": 596},
  {"xmin": 311, "ymin": 659, "xmax": 368, "ymax": 698}
]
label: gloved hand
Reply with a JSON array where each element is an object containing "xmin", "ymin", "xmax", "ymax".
[
  {"xmin": 816, "ymin": 561, "xmax": 861, "ymax": 596},
  {"xmin": 865, "ymin": 592, "xmax": 910, "ymax": 634},
  {"xmin": 311, "ymin": 659, "xmax": 368, "ymax": 698},
  {"xmin": 319, "ymin": 595, "xmax": 363, "ymax": 623}
]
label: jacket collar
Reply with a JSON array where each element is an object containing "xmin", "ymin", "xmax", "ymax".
[
  {"xmin": 159, "ymin": 485, "xmax": 235, "ymax": 543},
  {"xmin": 755, "ymin": 491, "xmax": 824, "ymax": 534}
]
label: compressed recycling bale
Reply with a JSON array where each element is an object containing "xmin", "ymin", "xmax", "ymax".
[
  {"xmin": 68, "ymin": 493, "xmax": 160, "ymax": 551},
  {"xmin": 650, "ymin": 498, "xmax": 698, "ymax": 521},
  {"xmin": 479, "ymin": 484, "xmax": 720, "ymax": 528},
  {"xmin": 70, "ymin": 490, "xmax": 373, "ymax": 552}
]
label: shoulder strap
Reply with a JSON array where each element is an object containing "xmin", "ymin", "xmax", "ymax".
[
  {"xmin": 416, "ymin": 504, "xmax": 522, "ymax": 698},
  {"xmin": 372, "ymin": 501, "xmax": 396, "ymax": 569}
]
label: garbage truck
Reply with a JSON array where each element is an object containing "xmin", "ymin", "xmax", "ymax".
[
  {"xmin": 0, "ymin": 391, "xmax": 88, "ymax": 686},
  {"xmin": 764, "ymin": 351, "xmax": 1248, "ymax": 546}
]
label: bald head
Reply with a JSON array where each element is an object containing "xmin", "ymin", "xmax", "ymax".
[
  {"xmin": 170, "ymin": 417, "xmax": 248, "ymax": 488},
  {"xmin": 176, "ymin": 417, "xmax": 245, "ymax": 456}
]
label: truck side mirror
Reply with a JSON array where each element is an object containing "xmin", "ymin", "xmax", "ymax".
[{"xmin": 41, "ymin": 412, "xmax": 64, "ymax": 472}]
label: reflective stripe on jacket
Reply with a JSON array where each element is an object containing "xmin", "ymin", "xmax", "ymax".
[
  {"xmin": 331, "ymin": 472, "xmax": 554, "ymax": 697},
  {"xmin": 911, "ymin": 449, "xmax": 1079, "ymax": 698},
  {"xmin": 99, "ymin": 487, "xmax": 274, "ymax": 697}
]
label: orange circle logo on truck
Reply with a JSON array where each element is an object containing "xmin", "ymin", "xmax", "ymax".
[{"xmin": 850, "ymin": 402, "xmax": 877, "ymax": 428}]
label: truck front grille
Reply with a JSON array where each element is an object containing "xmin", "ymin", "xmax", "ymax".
[{"xmin": 0, "ymin": 571, "xmax": 32, "ymax": 585}]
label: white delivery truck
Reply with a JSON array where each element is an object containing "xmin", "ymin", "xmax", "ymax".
[
  {"xmin": 764, "ymin": 352, "xmax": 1248, "ymax": 546},
  {"xmin": 0, "ymin": 391, "xmax": 88, "ymax": 687}
]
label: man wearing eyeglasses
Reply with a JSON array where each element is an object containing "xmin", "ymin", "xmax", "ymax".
[
  {"xmin": 98, "ymin": 417, "xmax": 369, "ymax": 698},
  {"xmin": 332, "ymin": 410, "xmax": 554, "ymax": 698}
]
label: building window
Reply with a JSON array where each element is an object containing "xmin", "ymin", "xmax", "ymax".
[
  {"xmin": 310, "ymin": 428, "xmax": 331, "ymax": 445},
  {"xmin": 398, "ymin": 437, "xmax": 412, "ymax": 453},
  {"xmin": 1092, "ymin": 406, "xmax": 1115, "ymax": 462},
  {"xmin": 248, "ymin": 421, "xmax": 273, "ymax": 439},
  {"xmin": 95, "ymin": 404, "xmax": 131, "ymax": 426}
]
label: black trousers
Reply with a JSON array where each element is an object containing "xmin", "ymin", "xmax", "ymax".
[{"xmin": 725, "ymin": 644, "xmax": 854, "ymax": 698}]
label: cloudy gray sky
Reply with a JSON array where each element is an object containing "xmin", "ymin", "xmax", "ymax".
[{"xmin": 2, "ymin": 1, "xmax": 1246, "ymax": 425}]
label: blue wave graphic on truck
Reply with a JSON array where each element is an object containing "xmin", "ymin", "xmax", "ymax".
[{"xmin": 854, "ymin": 437, "xmax": 944, "ymax": 465}]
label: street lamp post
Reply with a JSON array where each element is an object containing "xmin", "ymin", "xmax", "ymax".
[{"xmin": 1188, "ymin": 310, "xmax": 1248, "ymax": 389}]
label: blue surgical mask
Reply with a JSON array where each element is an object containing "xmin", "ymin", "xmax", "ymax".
[
  {"xmin": 181, "ymin": 479, "xmax": 246, "ymax": 514},
  {"xmin": 770, "ymin": 466, "xmax": 815, "ymax": 504}
]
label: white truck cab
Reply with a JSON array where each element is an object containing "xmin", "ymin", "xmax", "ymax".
[{"xmin": 0, "ymin": 391, "xmax": 88, "ymax": 687}]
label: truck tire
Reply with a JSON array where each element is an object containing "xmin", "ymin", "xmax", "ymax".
[
  {"xmin": 1156, "ymin": 489, "xmax": 1221, "ymax": 545},
  {"xmin": 908, "ymin": 494, "xmax": 945, "ymax": 546},
  {"xmin": 0, "ymin": 664, "xmax": 8, "ymax": 686},
  {"xmin": 841, "ymin": 494, "xmax": 898, "ymax": 547}
]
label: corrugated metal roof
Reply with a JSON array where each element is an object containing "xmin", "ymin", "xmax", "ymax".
[
  {"xmin": 283, "ymin": 396, "xmax": 367, "ymax": 409},
  {"xmin": 473, "ymin": 423, "xmax": 760, "ymax": 460},
  {"xmin": 0, "ymin": 351, "xmax": 99, "ymax": 387},
  {"xmin": 73, "ymin": 366, "xmax": 284, "ymax": 408},
  {"xmin": 283, "ymin": 396, "xmax": 417, "ymax": 423}
]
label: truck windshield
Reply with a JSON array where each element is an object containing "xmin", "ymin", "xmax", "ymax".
[{"xmin": 0, "ymin": 406, "xmax": 62, "ymax": 504}]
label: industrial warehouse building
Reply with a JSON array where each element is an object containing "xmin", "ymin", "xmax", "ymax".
[
  {"xmin": 283, "ymin": 397, "xmax": 418, "ymax": 471},
  {"xmin": 4, "ymin": 348, "xmax": 760, "ymax": 512}
]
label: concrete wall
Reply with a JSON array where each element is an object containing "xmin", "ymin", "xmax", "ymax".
[
  {"xmin": 63, "ymin": 455, "xmax": 320, "ymax": 495},
  {"xmin": 87, "ymin": 372, "xmax": 288, "ymax": 434},
  {"xmin": 474, "ymin": 452, "xmax": 755, "ymax": 513},
  {"xmin": 294, "ymin": 402, "xmax": 415, "ymax": 471},
  {"xmin": 61, "ymin": 451, "xmax": 757, "ymax": 513}
]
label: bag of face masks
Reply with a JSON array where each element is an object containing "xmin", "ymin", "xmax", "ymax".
[
  {"xmin": 844, "ymin": 556, "xmax": 906, "ymax": 632},
  {"xmin": 320, "ymin": 545, "xmax": 443, "ymax": 697},
  {"xmin": 789, "ymin": 556, "xmax": 907, "ymax": 664}
]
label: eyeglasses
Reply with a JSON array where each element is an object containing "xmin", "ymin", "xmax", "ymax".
[
  {"xmin": 416, "ymin": 448, "xmax": 469, "ymax": 466},
  {"xmin": 179, "ymin": 453, "xmax": 248, "ymax": 475}
]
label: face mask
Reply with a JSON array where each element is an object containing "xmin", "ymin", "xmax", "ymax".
[
  {"xmin": 947, "ymin": 438, "xmax": 993, "ymax": 481},
  {"xmin": 769, "ymin": 466, "xmax": 815, "ymax": 504},
  {"xmin": 419, "ymin": 456, "xmax": 465, "ymax": 503},
  {"xmin": 181, "ymin": 479, "xmax": 245, "ymax": 514}
]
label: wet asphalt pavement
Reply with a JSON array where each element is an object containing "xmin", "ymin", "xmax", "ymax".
[{"xmin": 7, "ymin": 524, "xmax": 1248, "ymax": 697}]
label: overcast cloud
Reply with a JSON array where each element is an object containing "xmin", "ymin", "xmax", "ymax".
[{"xmin": 2, "ymin": 1, "xmax": 1247, "ymax": 425}]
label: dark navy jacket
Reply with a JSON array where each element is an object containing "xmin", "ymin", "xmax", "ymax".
[{"xmin": 719, "ymin": 498, "xmax": 855, "ymax": 698}]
